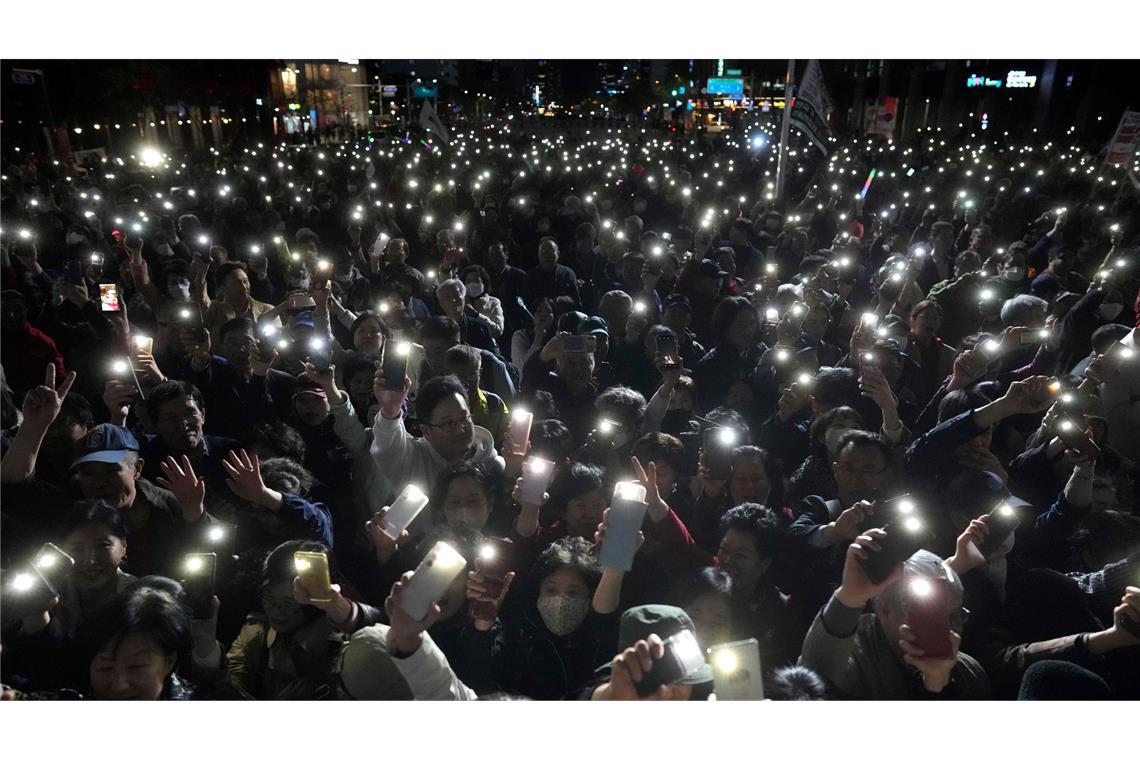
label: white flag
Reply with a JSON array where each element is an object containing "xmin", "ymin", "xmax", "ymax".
[
  {"xmin": 419, "ymin": 100, "xmax": 450, "ymax": 144},
  {"xmin": 789, "ymin": 60, "xmax": 834, "ymax": 156}
]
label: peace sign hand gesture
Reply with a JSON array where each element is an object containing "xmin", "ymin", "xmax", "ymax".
[{"xmin": 21, "ymin": 363, "xmax": 77, "ymax": 432}]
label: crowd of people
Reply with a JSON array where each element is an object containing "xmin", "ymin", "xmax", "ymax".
[{"xmin": 1, "ymin": 110, "xmax": 1138, "ymax": 701}]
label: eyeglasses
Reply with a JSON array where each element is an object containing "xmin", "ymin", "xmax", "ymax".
[
  {"xmin": 837, "ymin": 463, "xmax": 889, "ymax": 476},
  {"xmin": 260, "ymin": 591, "xmax": 301, "ymax": 614},
  {"xmin": 422, "ymin": 412, "xmax": 472, "ymax": 432}
]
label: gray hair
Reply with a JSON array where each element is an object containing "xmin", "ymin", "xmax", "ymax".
[
  {"xmin": 1000, "ymin": 294, "xmax": 1048, "ymax": 327},
  {"xmin": 876, "ymin": 549, "xmax": 963, "ymax": 616},
  {"xmin": 436, "ymin": 278, "xmax": 466, "ymax": 299}
]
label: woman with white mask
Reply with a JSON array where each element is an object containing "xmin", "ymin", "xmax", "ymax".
[{"xmin": 460, "ymin": 264, "xmax": 504, "ymax": 338}]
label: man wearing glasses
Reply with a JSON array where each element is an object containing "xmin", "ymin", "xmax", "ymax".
[{"xmin": 370, "ymin": 372, "xmax": 504, "ymax": 499}]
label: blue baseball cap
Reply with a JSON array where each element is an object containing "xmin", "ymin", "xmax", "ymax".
[{"xmin": 72, "ymin": 424, "xmax": 140, "ymax": 468}]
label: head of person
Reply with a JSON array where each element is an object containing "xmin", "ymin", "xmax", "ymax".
[
  {"xmin": 575, "ymin": 221, "xmax": 597, "ymax": 253},
  {"xmin": 873, "ymin": 550, "xmax": 965, "ymax": 660},
  {"xmin": 419, "ymin": 316, "xmax": 461, "ymax": 373},
  {"xmin": 831, "ymin": 430, "xmax": 892, "ymax": 504},
  {"xmin": 219, "ymin": 317, "xmax": 256, "ymax": 373},
  {"xmin": 142, "ymin": 381, "xmax": 206, "ymax": 455},
  {"xmin": 384, "ymin": 237, "xmax": 409, "ymax": 266},
  {"xmin": 556, "ymin": 347, "xmax": 596, "ymax": 394},
  {"xmin": 729, "ymin": 445, "xmax": 777, "ymax": 506},
  {"xmin": 712, "ymin": 296, "xmax": 761, "ymax": 351},
  {"xmin": 1000, "ymin": 294, "xmax": 1048, "ymax": 329},
  {"xmin": 259, "ymin": 539, "xmax": 328, "ymax": 634},
  {"xmin": 595, "ymin": 386, "xmax": 647, "ymax": 450},
  {"xmin": 1, "ymin": 290, "xmax": 28, "ymax": 332},
  {"xmin": 673, "ymin": 568, "xmax": 736, "ymax": 650},
  {"xmin": 953, "ymin": 250, "xmax": 982, "ymax": 279},
  {"xmin": 161, "ymin": 261, "xmax": 192, "ymax": 302},
  {"xmin": 460, "ymin": 265, "xmax": 491, "ymax": 300},
  {"xmin": 667, "ymin": 374, "xmax": 696, "ymax": 413},
  {"xmin": 43, "ymin": 392, "xmax": 94, "ymax": 458},
  {"xmin": 716, "ymin": 504, "xmax": 783, "ymax": 595},
  {"xmin": 538, "ymin": 237, "xmax": 560, "ymax": 271},
  {"xmin": 662, "ymin": 294, "xmax": 692, "ymax": 334},
  {"xmin": 532, "ymin": 536, "xmax": 601, "ymax": 637},
  {"xmin": 486, "ymin": 241, "xmax": 507, "ymax": 272},
  {"xmin": 631, "ymin": 432, "xmax": 685, "ymax": 496},
  {"xmin": 620, "ymin": 251, "xmax": 645, "ymax": 286},
  {"xmin": 766, "ymin": 666, "xmax": 829, "ymax": 701},
  {"xmin": 330, "ymin": 246, "xmax": 356, "ymax": 282},
  {"xmin": 351, "ymin": 311, "xmax": 389, "ymax": 356},
  {"xmin": 246, "ymin": 421, "xmax": 307, "ymax": 464},
  {"xmin": 444, "ymin": 344, "xmax": 483, "ymax": 400},
  {"xmin": 430, "ymin": 462, "xmax": 494, "ymax": 532},
  {"xmin": 938, "ymin": 387, "xmax": 997, "ymax": 448},
  {"xmin": 217, "ymin": 262, "xmax": 251, "ymax": 304},
  {"xmin": 909, "ymin": 301, "xmax": 943, "ymax": 342},
  {"xmin": 810, "ymin": 406, "xmax": 865, "ymax": 459},
  {"xmin": 416, "ymin": 375, "xmax": 474, "ymax": 462},
  {"xmin": 930, "ymin": 221, "xmax": 955, "ymax": 253},
  {"xmin": 62, "ymin": 500, "xmax": 129, "ymax": 597},
  {"xmin": 436, "ymin": 278, "xmax": 466, "ymax": 319},
  {"xmin": 694, "ymin": 258, "xmax": 725, "ymax": 298},
  {"xmin": 292, "ymin": 381, "xmax": 331, "ymax": 428},
  {"xmin": 598, "ymin": 290, "xmax": 633, "ymax": 339},
  {"xmin": 71, "ymin": 425, "xmax": 144, "ymax": 510},
  {"xmin": 81, "ymin": 585, "xmax": 191, "ymax": 700},
  {"xmin": 970, "ymin": 224, "xmax": 994, "ymax": 256},
  {"xmin": 802, "ymin": 305, "xmax": 831, "ymax": 342},
  {"xmin": 546, "ymin": 462, "xmax": 608, "ymax": 539}
]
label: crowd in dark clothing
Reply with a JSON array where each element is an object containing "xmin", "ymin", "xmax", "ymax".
[{"xmin": 1, "ymin": 111, "xmax": 1138, "ymax": 702}]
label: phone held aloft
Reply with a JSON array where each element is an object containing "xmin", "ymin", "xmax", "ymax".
[
  {"xmin": 979, "ymin": 502, "xmax": 1020, "ymax": 557},
  {"xmin": 507, "ymin": 409, "xmax": 533, "ymax": 456},
  {"xmin": 400, "ymin": 542, "xmax": 467, "ymax": 621},
  {"xmin": 709, "ymin": 638, "xmax": 764, "ymax": 701},
  {"xmin": 380, "ymin": 483, "xmax": 430, "ymax": 540},
  {"xmin": 905, "ymin": 573, "xmax": 956, "ymax": 659},
  {"xmin": 598, "ymin": 482, "xmax": 647, "ymax": 572},
  {"xmin": 635, "ymin": 628, "xmax": 706, "ymax": 698},
  {"xmin": 381, "ymin": 341, "xmax": 411, "ymax": 391},
  {"xmin": 860, "ymin": 502, "xmax": 932, "ymax": 585},
  {"xmin": 182, "ymin": 552, "xmax": 217, "ymax": 620},
  {"xmin": 294, "ymin": 551, "xmax": 332, "ymax": 603},
  {"xmin": 519, "ymin": 457, "xmax": 556, "ymax": 505},
  {"xmin": 469, "ymin": 537, "xmax": 514, "ymax": 622}
]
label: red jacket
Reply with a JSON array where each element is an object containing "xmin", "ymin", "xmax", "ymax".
[{"xmin": 1, "ymin": 322, "xmax": 66, "ymax": 398}]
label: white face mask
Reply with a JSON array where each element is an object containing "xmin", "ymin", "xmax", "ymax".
[
  {"xmin": 1003, "ymin": 267, "xmax": 1025, "ymax": 282},
  {"xmin": 169, "ymin": 282, "xmax": 191, "ymax": 300},
  {"xmin": 466, "ymin": 282, "xmax": 484, "ymax": 298},
  {"xmin": 536, "ymin": 594, "xmax": 590, "ymax": 637},
  {"xmin": 1099, "ymin": 303, "xmax": 1123, "ymax": 321}
]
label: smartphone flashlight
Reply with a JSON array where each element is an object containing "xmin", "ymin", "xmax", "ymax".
[
  {"xmin": 185, "ymin": 555, "xmax": 206, "ymax": 574},
  {"xmin": 11, "ymin": 572, "xmax": 36, "ymax": 592},
  {"xmin": 717, "ymin": 428, "xmax": 738, "ymax": 447},
  {"xmin": 317, "ymin": 260, "xmax": 331, "ymax": 272},
  {"xmin": 775, "ymin": 349, "xmax": 790, "ymax": 363},
  {"xmin": 979, "ymin": 289, "xmax": 995, "ymax": 302},
  {"xmin": 207, "ymin": 526, "xmax": 226, "ymax": 543},
  {"xmin": 890, "ymin": 273, "xmax": 903, "ymax": 283},
  {"xmin": 765, "ymin": 263, "xmax": 777, "ymax": 275},
  {"xmin": 797, "ymin": 372, "xmax": 814, "ymax": 387},
  {"xmin": 110, "ymin": 359, "xmax": 129, "ymax": 375},
  {"xmin": 597, "ymin": 418, "xmax": 617, "ymax": 435},
  {"xmin": 260, "ymin": 324, "xmax": 278, "ymax": 338},
  {"xmin": 633, "ymin": 301, "xmax": 647, "ymax": 315},
  {"xmin": 765, "ymin": 308, "xmax": 779, "ymax": 322},
  {"xmin": 983, "ymin": 340, "xmax": 1001, "ymax": 354}
]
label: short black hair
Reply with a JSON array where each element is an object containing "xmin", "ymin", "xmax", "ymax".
[
  {"xmin": 631, "ymin": 432, "xmax": 685, "ymax": 473},
  {"xmin": 531, "ymin": 418, "xmax": 575, "ymax": 462},
  {"xmin": 546, "ymin": 462, "xmax": 606, "ymax": 520},
  {"xmin": 351, "ymin": 311, "xmax": 391, "ymax": 340},
  {"xmin": 596, "ymin": 385, "xmax": 647, "ymax": 428},
  {"xmin": 672, "ymin": 566, "xmax": 734, "ymax": 609},
  {"xmin": 62, "ymin": 499, "xmax": 129, "ymax": 541},
  {"xmin": 247, "ymin": 421, "xmax": 307, "ymax": 462},
  {"xmin": 419, "ymin": 316, "xmax": 460, "ymax": 343},
  {"xmin": 813, "ymin": 367, "xmax": 859, "ymax": 409},
  {"xmin": 766, "ymin": 665, "xmax": 829, "ymax": 700},
  {"xmin": 219, "ymin": 316, "xmax": 255, "ymax": 344},
  {"xmin": 938, "ymin": 388, "xmax": 992, "ymax": 422},
  {"xmin": 259, "ymin": 457, "xmax": 314, "ymax": 497},
  {"xmin": 145, "ymin": 380, "xmax": 205, "ymax": 421},
  {"xmin": 430, "ymin": 462, "xmax": 494, "ymax": 516},
  {"xmin": 833, "ymin": 430, "xmax": 892, "ymax": 463},
  {"xmin": 80, "ymin": 585, "xmax": 192, "ymax": 680},
  {"xmin": 459, "ymin": 264, "xmax": 491, "ymax": 289},
  {"xmin": 342, "ymin": 355, "xmax": 377, "ymax": 390},
  {"xmin": 718, "ymin": 503, "xmax": 783, "ymax": 559},
  {"xmin": 415, "ymin": 374, "xmax": 468, "ymax": 422},
  {"xmin": 531, "ymin": 536, "xmax": 601, "ymax": 588},
  {"xmin": 59, "ymin": 392, "xmax": 94, "ymax": 428},
  {"xmin": 216, "ymin": 261, "xmax": 248, "ymax": 286}
]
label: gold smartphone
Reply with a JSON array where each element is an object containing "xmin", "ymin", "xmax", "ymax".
[{"xmin": 293, "ymin": 551, "xmax": 332, "ymax": 602}]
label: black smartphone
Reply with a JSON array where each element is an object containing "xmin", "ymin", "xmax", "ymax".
[
  {"xmin": 656, "ymin": 333, "xmax": 678, "ymax": 358},
  {"xmin": 32, "ymin": 543, "xmax": 75, "ymax": 596},
  {"xmin": 1055, "ymin": 418, "xmax": 1102, "ymax": 460},
  {"xmin": 859, "ymin": 514, "xmax": 932, "ymax": 585},
  {"xmin": 178, "ymin": 306, "xmax": 208, "ymax": 341},
  {"xmin": 63, "ymin": 258, "xmax": 84, "ymax": 285},
  {"xmin": 1, "ymin": 568, "xmax": 57, "ymax": 629},
  {"xmin": 635, "ymin": 629, "xmax": 706, "ymax": 697},
  {"xmin": 381, "ymin": 341, "xmax": 410, "ymax": 391},
  {"xmin": 308, "ymin": 337, "xmax": 332, "ymax": 374},
  {"xmin": 680, "ymin": 430, "xmax": 701, "ymax": 475},
  {"xmin": 703, "ymin": 427, "xmax": 738, "ymax": 481},
  {"xmin": 979, "ymin": 502, "xmax": 1021, "ymax": 557},
  {"xmin": 182, "ymin": 552, "xmax": 217, "ymax": 620}
]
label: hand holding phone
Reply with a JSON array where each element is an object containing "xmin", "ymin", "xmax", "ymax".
[
  {"xmin": 709, "ymin": 638, "xmax": 764, "ymax": 700},
  {"xmin": 399, "ymin": 542, "xmax": 467, "ymax": 622},
  {"xmin": 293, "ymin": 551, "xmax": 332, "ymax": 603},
  {"xmin": 633, "ymin": 629, "xmax": 706, "ymax": 698},
  {"xmin": 858, "ymin": 514, "xmax": 932, "ymax": 586},
  {"xmin": 182, "ymin": 553, "xmax": 217, "ymax": 620}
]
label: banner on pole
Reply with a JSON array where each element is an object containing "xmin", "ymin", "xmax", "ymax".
[
  {"xmin": 864, "ymin": 97, "xmax": 898, "ymax": 139},
  {"xmin": 419, "ymin": 100, "xmax": 450, "ymax": 144},
  {"xmin": 1104, "ymin": 110, "xmax": 1140, "ymax": 166},
  {"xmin": 789, "ymin": 59, "xmax": 833, "ymax": 156}
]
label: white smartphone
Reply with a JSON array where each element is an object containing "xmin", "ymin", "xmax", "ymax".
[
  {"xmin": 400, "ymin": 542, "xmax": 467, "ymax": 621},
  {"xmin": 598, "ymin": 482, "xmax": 647, "ymax": 571},
  {"xmin": 709, "ymin": 638, "xmax": 764, "ymax": 700},
  {"xmin": 381, "ymin": 484, "xmax": 430, "ymax": 540},
  {"xmin": 519, "ymin": 457, "xmax": 555, "ymax": 505}
]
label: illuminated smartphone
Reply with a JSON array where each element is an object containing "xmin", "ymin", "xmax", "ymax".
[
  {"xmin": 709, "ymin": 638, "xmax": 764, "ymax": 701},
  {"xmin": 32, "ymin": 543, "xmax": 75, "ymax": 596},
  {"xmin": 470, "ymin": 537, "xmax": 514, "ymax": 622},
  {"xmin": 1020, "ymin": 329, "xmax": 1052, "ymax": 346},
  {"xmin": 1055, "ymin": 418, "xmax": 1101, "ymax": 460},
  {"xmin": 381, "ymin": 341, "xmax": 411, "ymax": 391},
  {"xmin": 656, "ymin": 333, "xmax": 678, "ymax": 357},
  {"xmin": 859, "ymin": 514, "xmax": 932, "ymax": 585},
  {"xmin": 635, "ymin": 628, "xmax": 706, "ymax": 698},
  {"xmin": 203, "ymin": 522, "xmax": 237, "ymax": 558},
  {"xmin": 312, "ymin": 260, "xmax": 332, "ymax": 290},
  {"xmin": 979, "ymin": 502, "xmax": 1020, "ymax": 557},
  {"xmin": 294, "ymin": 551, "xmax": 332, "ymax": 603},
  {"xmin": 507, "ymin": 409, "xmax": 533, "ymax": 456},
  {"xmin": 308, "ymin": 338, "xmax": 333, "ymax": 373},
  {"xmin": 98, "ymin": 283, "xmax": 122, "ymax": 312},
  {"xmin": 0, "ymin": 568, "xmax": 57, "ymax": 629},
  {"xmin": 703, "ymin": 427, "xmax": 738, "ymax": 481},
  {"xmin": 400, "ymin": 542, "xmax": 468, "ymax": 622},
  {"xmin": 178, "ymin": 306, "xmax": 208, "ymax": 341},
  {"xmin": 562, "ymin": 335, "xmax": 594, "ymax": 353},
  {"xmin": 598, "ymin": 482, "xmax": 648, "ymax": 572},
  {"xmin": 905, "ymin": 576, "xmax": 955, "ymax": 659},
  {"xmin": 182, "ymin": 552, "xmax": 217, "ymax": 620},
  {"xmin": 519, "ymin": 457, "xmax": 555, "ymax": 505},
  {"xmin": 132, "ymin": 335, "xmax": 154, "ymax": 356},
  {"xmin": 859, "ymin": 351, "xmax": 881, "ymax": 380},
  {"xmin": 380, "ymin": 483, "xmax": 430, "ymax": 540}
]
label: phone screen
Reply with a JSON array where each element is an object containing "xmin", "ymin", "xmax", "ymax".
[
  {"xmin": 63, "ymin": 259, "xmax": 84, "ymax": 285},
  {"xmin": 98, "ymin": 283, "xmax": 121, "ymax": 312},
  {"xmin": 294, "ymin": 551, "xmax": 332, "ymax": 602},
  {"xmin": 182, "ymin": 553, "xmax": 217, "ymax": 620},
  {"xmin": 32, "ymin": 543, "xmax": 75, "ymax": 595}
]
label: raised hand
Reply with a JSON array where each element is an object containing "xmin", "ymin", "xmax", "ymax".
[
  {"xmin": 21, "ymin": 364, "xmax": 77, "ymax": 431},
  {"xmin": 372, "ymin": 360, "xmax": 411, "ymax": 417},
  {"xmin": 365, "ymin": 507, "xmax": 412, "ymax": 565},
  {"xmin": 156, "ymin": 454, "xmax": 206, "ymax": 523},
  {"xmin": 593, "ymin": 634, "xmax": 691, "ymax": 701},
  {"xmin": 101, "ymin": 378, "xmax": 137, "ymax": 424},
  {"xmin": 222, "ymin": 449, "xmax": 278, "ymax": 509},
  {"xmin": 899, "ymin": 625, "xmax": 961, "ymax": 693},
  {"xmin": 292, "ymin": 577, "xmax": 354, "ymax": 626},
  {"xmin": 1001, "ymin": 376, "xmax": 1057, "ymax": 415},
  {"xmin": 385, "ymin": 572, "xmax": 443, "ymax": 658},
  {"xmin": 836, "ymin": 529, "xmax": 905, "ymax": 609},
  {"xmin": 822, "ymin": 500, "xmax": 875, "ymax": 545},
  {"xmin": 631, "ymin": 456, "xmax": 668, "ymax": 522}
]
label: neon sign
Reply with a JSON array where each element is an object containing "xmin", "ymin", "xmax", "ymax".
[
  {"xmin": 966, "ymin": 74, "xmax": 1003, "ymax": 88},
  {"xmin": 1006, "ymin": 70, "xmax": 1037, "ymax": 88}
]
